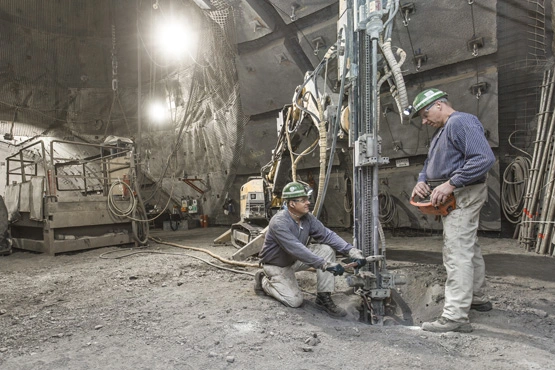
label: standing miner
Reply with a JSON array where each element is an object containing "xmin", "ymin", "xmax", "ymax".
[{"xmin": 410, "ymin": 88, "xmax": 495, "ymax": 333}]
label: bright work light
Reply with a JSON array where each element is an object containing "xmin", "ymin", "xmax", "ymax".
[
  {"xmin": 156, "ymin": 19, "xmax": 195, "ymax": 60},
  {"xmin": 148, "ymin": 101, "xmax": 169, "ymax": 123}
]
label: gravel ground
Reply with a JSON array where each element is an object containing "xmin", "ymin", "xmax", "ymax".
[{"xmin": 0, "ymin": 227, "xmax": 554, "ymax": 369}]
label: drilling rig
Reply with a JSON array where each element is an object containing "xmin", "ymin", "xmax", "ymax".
[
  {"xmin": 223, "ymin": 0, "xmax": 410, "ymax": 324},
  {"xmin": 334, "ymin": 0, "xmax": 409, "ymax": 325}
]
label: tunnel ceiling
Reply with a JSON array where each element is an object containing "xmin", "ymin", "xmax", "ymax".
[
  {"xmin": 0, "ymin": 0, "xmax": 516, "ymax": 133},
  {"xmin": 0, "ymin": 0, "xmax": 339, "ymax": 135},
  {"xmin": 0, "ymin": 1, "xmax": 549, "ymax": 130},
  {"xmin": 233, "ymin": 0, "xmax": 339, "ymax": 115}
]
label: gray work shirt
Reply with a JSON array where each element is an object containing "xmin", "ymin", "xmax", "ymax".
[{"xmin": 259, "ymin": 209, "xmax": 353, "ymax": 269}]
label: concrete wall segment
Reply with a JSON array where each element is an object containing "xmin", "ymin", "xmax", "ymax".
[
  {"xmin": 391, "ymin": 0, "xmax": 498, "ymax": 75},
  {"xmin": 236, "ymin": 39, "xmax": 306, "ymax": 115},
  {"xmin": 296, "ymin": 17, "xmax": 339, "ymax": 74},
  {"xmin": 381, "ymin": 67, "xmax": 499, "ymax": 159},
  {"xmin": 229, "ymin": 0, "xmax": 276, "ymax": 43},
  {"xmin": 269, "ymin": 0, "xmax": 337, "ymax": 25}
]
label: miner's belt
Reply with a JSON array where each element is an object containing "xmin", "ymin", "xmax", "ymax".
[{"xmin": 426, "ymin": 179, "xmax": 486, "ymax": 188}]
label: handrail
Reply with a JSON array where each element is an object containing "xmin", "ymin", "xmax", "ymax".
[
  {"xmin": 6, "ymin": 140, "xmax": 47, "ymax": 189},
  {"xmin": 5, "ymin": 139, "xmax": 132, "ymax": 198}
]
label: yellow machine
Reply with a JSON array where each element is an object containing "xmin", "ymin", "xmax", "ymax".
[
  {"xmin": 229, "ymin": 174, "xmax": 314, "ymax": 250},
  {"xmin": 230, "ymin": 177, "xmax": 272, "ymax": 248}
]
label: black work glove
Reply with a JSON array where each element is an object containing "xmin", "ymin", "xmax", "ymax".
[
  {"xmin": 347, "ymin": 248, "xmax": 367, "ymax": 268},
  {"xmin": 350, "ymin": 258, "xmax": 367, "ymax": 268},
  {"xmin": 324, "ymin": 263, "xmax": 345, "ymax": 276}
]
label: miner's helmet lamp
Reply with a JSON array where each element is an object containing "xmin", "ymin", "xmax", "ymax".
[
  {"xmin": 281, "ymin": 181, "xmax": 313, "ymax": 200},
  {"xmin": 403, "ymin": 88, "xmax": 448, "ymax": 120}
]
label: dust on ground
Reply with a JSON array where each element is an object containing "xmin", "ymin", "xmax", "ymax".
[{"xmin": 0, "ymin": 227, "xmax": 554, "ymax": 369}]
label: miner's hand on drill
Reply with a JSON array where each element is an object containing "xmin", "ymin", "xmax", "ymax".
[
  {"xmin": 323, "ymin": 262, "xmax": 345, "ymax": 276},
  {"xmin": 347, "ymin": 248, "xmax": 367, "ymax": 268}
]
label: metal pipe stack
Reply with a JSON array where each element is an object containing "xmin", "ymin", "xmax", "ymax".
[{"xmin": 518, "ymin": 68, "xmax": 555, "ymax": 256}]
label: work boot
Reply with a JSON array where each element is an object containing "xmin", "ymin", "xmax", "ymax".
[
  {"xmin": 315, "ymin": 292, "xmax": 347, "ymax": 317},
  {"xmin": 253, "ymin": 270, "xmax": 266, "ymax": 296},
  {"xmin": 421, "ymin": 317, "xmax": 473, "ymax": 333},
  {"xmin": 471, "ymin": 301, "xmax": 492, "ymax": 312},
  {"xmin": 0, "ymin": 239, "xmax": 12, "ymax": 256}
]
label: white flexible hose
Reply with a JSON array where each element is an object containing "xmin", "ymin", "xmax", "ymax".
[
  {"xmin": 108, "ymin": 180, "xmax": 137, "ymax": 217},
  {"xmin": 380, "ymin": 40, "xmax": 408, "ymax": 122}
]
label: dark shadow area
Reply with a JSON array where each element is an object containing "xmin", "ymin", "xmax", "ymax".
[
  {"xmin": 388, "ymin": 289, "xmax": 414, "ymax": 326},
  {"xmin": 386, "ymin": 249, "xmax": 443, "ymax": 265},
  {"xmin": 387, "ymin": 249, "xmax": 555, "ymax": 283},
  {"xmin": 482, "ymin": 254, "xmax": 555, "ymax": 282}
]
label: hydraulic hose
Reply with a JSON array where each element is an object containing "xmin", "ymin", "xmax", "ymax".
[
  {"xmin": 132, "ymin": 174, "xmax": 150, "ymax": 245},
  {"xmin": 375, "ymin": 68, "xmax": 393, "ymax": 130},
  {"xmin": 379, "ymin": 39, "xmax": 408, "ymax": 122},
  {"xmin": 378, "ymin": 221, "xmax": 387, "ymax": 269},
  {"xmin": 312, "ymin": 98, "xmax": 328, "ymax": 216},
  {"xmin": 150, "ymin": 236, "xmax": 259, "ymax": 268},
  {"xmin": 314, "ymin": 21, "xmax": 351, "ymax": 219},
  {"xmin": 344, "ymin": 177, "xmax": 353, "ymax": 213},
  {"xmin": 292, "ymin": 54, "xmax": 334, "ymax": 124},
  {"xmin": 383, "ymin": 0, "xmax": 399, "ymax": 40}
]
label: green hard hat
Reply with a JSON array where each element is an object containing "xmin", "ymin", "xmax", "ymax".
[
  {"xmin": 281, "ymin": 181, "xmax": 308, "ymax": 199},
  {"xmin": 412, "ymin": 88, "xmax": 448, "ymax": 114}
]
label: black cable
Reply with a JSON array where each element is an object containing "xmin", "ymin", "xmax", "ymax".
[
  {"xmin": 382, "ymin": 108, "xmax": 413, "ymax": 155},
  {"xmin": 378, "ymin": 191, "xmax": 397, "ymax": 226},
  {"xmin": 291, "ymin": 57, "xmax": 330, "ymax": 124},
  {"xmin": 470, "ymin": 1, "xmax": 477, "ymax": 37},
  {"xmin": 399, "ymin": 9, "xmax": 418, "ymax": 68},
  {"xmin": 314, "ymin": 4, "xmax": 351, "ymax": 219},
  {"xmin": 170, "ymin": 214, "xmax": 178, "ymax": 231}
]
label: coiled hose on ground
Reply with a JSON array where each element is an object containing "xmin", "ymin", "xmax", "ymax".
[
  {"xmin": 502, "ymin": 156, "xmax": 530, "ymax": 224},
  {"xmin": 108, "ymin": 179, "xmax": 149, "ymax": 245}
]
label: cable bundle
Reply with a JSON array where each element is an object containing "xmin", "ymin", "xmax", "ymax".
[
  {"xmin": 502, "ymin": 156, "xmax": 530, "ymax": 224},
  {"xmin": 379, "ymin": 191, "xmax": 397, "ymax": 226}
]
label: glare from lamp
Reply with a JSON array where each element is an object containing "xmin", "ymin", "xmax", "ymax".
[
  {"xmin": 148, "ymin": 101, "xmax": 169, "ymax": 123},
  {"xmin": 156, "ymin": 20, "xmax": 196, "ymax": 60}
]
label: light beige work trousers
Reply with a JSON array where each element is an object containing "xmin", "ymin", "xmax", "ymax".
[
  {"xmin": 442, "ymin": 182, "xmax": 489, "ymax": 322},
  {"xmin": 260, "ymin": 243, "xmax": 336, "ymax": 308}
]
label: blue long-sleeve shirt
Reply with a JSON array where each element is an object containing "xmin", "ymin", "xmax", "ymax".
[
  {"xmin": 259, "ymin": 209, "xmax": 353, "ymax": 269},
  {"xmin": 418, "ymin": 111, "xmax": 495, "ymax": 187}
]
